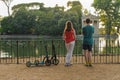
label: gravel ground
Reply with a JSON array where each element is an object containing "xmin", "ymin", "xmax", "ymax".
[{"xmin": 0, "ymin": 63, "xmax": 120, "ymax": 80}]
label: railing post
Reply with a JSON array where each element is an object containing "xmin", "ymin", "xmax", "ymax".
[
  {"xmin": 16, "ymin": 40, "xmax": 19, "ymax": 64},
  {"xmin": 0, "ymin": 40, "xmax": 1, "ymax": 63},
  {"xmin": 116, "ymin": 40, "xmax": 119, "ymax": 63},
  {"xmin": 94, "ymin": 40, "xmax": 95, "ymax": 63}
]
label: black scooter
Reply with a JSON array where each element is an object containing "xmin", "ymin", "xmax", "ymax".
[
  {"xmin": 50, "ymin": 40, "xmax": 59, "ymax": 65},
  {"xmin": 26, "ymin": 41, "xmax": 59, "ymax": 67}
]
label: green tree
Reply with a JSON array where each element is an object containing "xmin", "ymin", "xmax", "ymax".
[
  {"xmin": 92, "ymin": 0, "xmax": 120, "ymax": 35},
  {"xmin": 112, "ymin": 0, "xmax": 120, "ymax": 33},
  {"xmin": 12, "ymin": 2, "xmax": 44, "ymax": 15},
  {"xmin": 12, "ymin": 8, "xmax": 37, "ymax": 34},
  {"xmin": 1, "ymin": 2, "xmax": 83, "ymax": 36},
  {"xmin": 1, "ymin": 16, "xmax": 13, "ymax": 34},
  {"xmin": 83, "ymin": 9, "xmax": 89, "ymax": 15},
  {"xmin": 67, "ymin": 1, "xmax": 82, "ymax": 34}
]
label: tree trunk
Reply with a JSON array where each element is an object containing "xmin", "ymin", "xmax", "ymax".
[
  {"xmin": 117, "ymin": 27, "xmax": 119, "ymax": 33},
  {"xmin": 7, "ymin": 6, "xmax": 10, "ymax": 16}
]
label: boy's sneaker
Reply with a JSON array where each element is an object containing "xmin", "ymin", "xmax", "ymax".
[{"xmin": 64, "ymin": 63, "xmax": 72, "ymax": 67}]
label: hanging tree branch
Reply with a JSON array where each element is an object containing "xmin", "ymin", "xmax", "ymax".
[{"xmin": 0, "ymin": 0, "xmax": 13, "ymax": 16}]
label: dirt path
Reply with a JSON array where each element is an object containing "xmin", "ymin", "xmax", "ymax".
[{"xmin": 0, "ymin": 64, "xmax": 120, "ymax": 80}]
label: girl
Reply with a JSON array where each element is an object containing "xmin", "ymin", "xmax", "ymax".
[{"xmin": 63, "ymin": 21, "xmax": 76, "ymax": 66}]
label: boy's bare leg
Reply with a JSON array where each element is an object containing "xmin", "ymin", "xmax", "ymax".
[
  {"xmin": 88, "ymin": 51, "xmax": 92, "ymax": 66},
  {"xmin": 84, "ymin": 50, "xmax": 89, "ymax": 65}
]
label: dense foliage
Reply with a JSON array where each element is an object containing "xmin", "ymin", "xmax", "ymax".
[
  {"xmin": 1, "ymin": 1, "xmax": 82, "ymax": 36},
  {"xmin": 92, "ymin": 0, "xmax": 120, "ymax": 35}
]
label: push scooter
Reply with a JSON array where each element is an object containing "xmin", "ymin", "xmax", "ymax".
[
  {"xmin": 34, "ymin": 41, "xmax": 59, "ymax": 66},
  {"xmin": 50, "ymin": 40, "xmax": 59, "ymax": 65},
  {"xmin": 26, "ymin": 44, "xmax": 51, "ymax": 67}
]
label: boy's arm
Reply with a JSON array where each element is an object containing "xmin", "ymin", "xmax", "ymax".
[{"xmin": 82, "ymin": 27, "xmax": 85, "ymax": 35}]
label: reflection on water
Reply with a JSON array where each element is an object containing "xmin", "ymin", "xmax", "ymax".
[
  {"xmin": 99, "ymin": 35, "xmax": 120, "ymax": 52},
  {"xmin": 99, "ymin": 38, "xmax": 106, "ymax": 52},
  {"xmin": 0, "ymin": 50, "xmax": 11, "ymax": 58},
  {"xmin": 0, "ymin": 35, "xmax": 120, "ymax": 57}
]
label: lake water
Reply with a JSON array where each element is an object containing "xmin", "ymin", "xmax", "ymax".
[{"xmin": 0, "ymin": 35, "xmax": 120, "ymax": 57}]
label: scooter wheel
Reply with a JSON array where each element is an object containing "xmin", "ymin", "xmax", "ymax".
[
  {"xmin": 26, "ymin": 61, "xmax": 31, "ymax": 67},
  {"xmin": 52, "ymin": 59, "xmax": 59, "ymax": 65},
  {"xmin": 45, "ymin": 60, "xmax": 51, "ymax": 66},
  {"xmin": 34, "ymin": 60, "xmax": 39, "ymax": 66}
]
